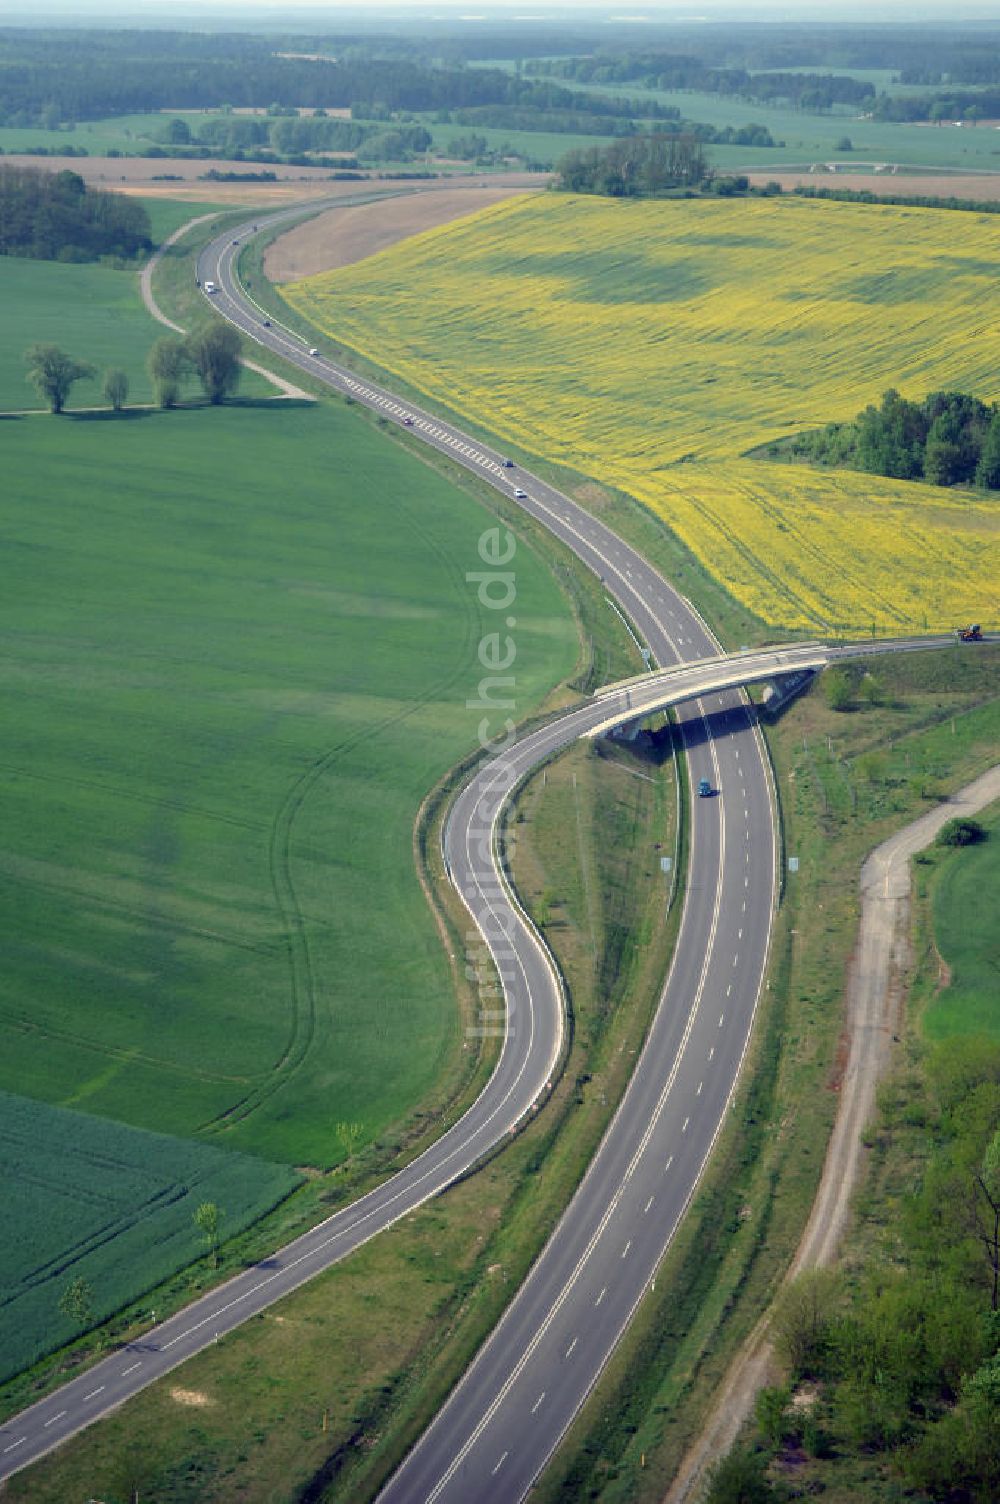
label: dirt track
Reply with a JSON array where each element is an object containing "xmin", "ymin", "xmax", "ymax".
[{"xmin": 665, "ymin": 763, "xmax": 1000, "ymax": 1503}]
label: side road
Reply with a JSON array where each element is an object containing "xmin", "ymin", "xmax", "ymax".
[
  {"xmin": 138, "ymin": 215, "xmax": 312, "ymax": 400},
  {"xmin": 665, "ymin": 762, "xmax": 1000, "ymax": 1503}
]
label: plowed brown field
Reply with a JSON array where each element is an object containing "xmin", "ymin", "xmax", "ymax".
[{"xmin": 264, "ymin": 177, "xmax": 544, "ymax": 281}]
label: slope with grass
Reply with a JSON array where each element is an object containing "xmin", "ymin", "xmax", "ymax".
[
  {"xmin": 920, "ymin": 803, "xmax": 1000, "ymax": 1041},
  {"xmin": 283, "ymin": 192, "xmax": 1000, "ymax": 633},
  {"xmin": 1, "ymin": 402, "xmax": 577, "ymax": 1170}
]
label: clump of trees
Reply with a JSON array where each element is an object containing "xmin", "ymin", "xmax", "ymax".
[
  {"xmin": 147, "ymin": 324, "xmax": 243, "ymax": 407},
  {"xmin": 786, "ymin": 388, "xmax": 1000, "ymax": 490},
  {"xmin": 0, "ymin": 165, "xmax": 151, "ymax": 263},
  {"xmin": 556, "ymin": 132, "xmax": 708, "ymax": 197},
  {"xmin": 24, "ymin": 323, "xmax": 242, "ymax": 414}
]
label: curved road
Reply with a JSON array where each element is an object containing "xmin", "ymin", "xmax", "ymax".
[{"xmin": 0, "ymin": 203, "xmax": 953, "ymax": 1495}]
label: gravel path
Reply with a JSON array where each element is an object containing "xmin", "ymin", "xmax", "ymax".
[{"xmin": 665, "ymin": 763, "xmax": 1000, "ymax": 1502}]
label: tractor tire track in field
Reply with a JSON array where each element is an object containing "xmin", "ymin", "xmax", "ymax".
[
  {"xmin": 203, "ymin": 483, "xmax": 482, "ymax": 1139},
  {"xmin": 0, "ymin": 761, "xmax": 269, "ymax": 836},
  {"xmin": 0, "ymin": 1007, "xmax": 252, "ymax": 1087},
  {"xmin": 0, "ymin": 865, "xmax": 281, "ymax": 962}
]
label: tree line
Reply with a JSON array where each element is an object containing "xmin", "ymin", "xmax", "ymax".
[
  {"xmin": 529, "ymin": 52, "xmax": 875, "ymax": 113},
  {"xmin": 792, "ymin": 183, "xmax": 1000, "ymax": 215},
  {"xmin": 0, "ymin": 165, "xmax": 150, "ymax": 263},
  {"xmin": 783, "ymin": 389, "xmax": 1000, "ymax": 491},
  {"xmin": 25, "ymin": 325, "xmax": 244, "ymax": 413}
]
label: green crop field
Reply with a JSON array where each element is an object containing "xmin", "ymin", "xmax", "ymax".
[
  {"xmin": 921, "ymin": 804, "xmax": 1000, "ymax": 1041},
  {"xmin": 0, "ymin": 1090, "xmax": 297, "ymax": 1382},
  {"xmin": 1, "ymin": 402, "xmax": 577, "ymax": 1169}
]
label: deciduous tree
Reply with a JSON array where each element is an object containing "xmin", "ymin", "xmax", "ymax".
[
  {"xmin": 59, "ymin": 1275, "xmax": 94, "ymax": 1329},
  {"xmin": 103, "ymin": 367, "xmax": 128, "ymax": 411},
  {"xmin": 194, "ymin": 1201, "xmax": 224, "ymax": 1268},
  {"xmin": 147, "ymin": 336, "xmax": 187, "ymax": 409},
  {"xmin": 184, "ymin": 323, "xmax": 242, "ymax": 404},
  {"xmin": 24, "ymin": 343, "xmax": 94, "ymax": 413}
]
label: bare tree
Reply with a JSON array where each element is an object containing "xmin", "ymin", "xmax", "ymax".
[{"xmin": 970, "ymin": 1130, "xmax": 1000, "ymax": 1311}]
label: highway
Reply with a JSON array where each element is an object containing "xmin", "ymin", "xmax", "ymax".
[{"xmin": 0, "ymin": 201, "xmax": 954, "ymax": 1495}]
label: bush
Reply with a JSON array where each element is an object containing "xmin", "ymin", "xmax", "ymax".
[
  {"xmin": 822, "ymin": 664, "xmax": 854, "ymax": 711},
  {"xmin": 702, "ymin": 1446, "xmax": 776, "ymax": 1503},
  {"xmin": 936, "ymin": 817, "xmax": 987, "ymax": 847}
]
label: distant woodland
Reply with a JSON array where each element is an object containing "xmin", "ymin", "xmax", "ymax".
[
  {"xmin": 0, "ymin": 166, "xmax": 151, "ymax": 262},
  {"xmin": 0, "ymin": 30, "xmax": 672, "ymax": 130},
  {"xmin": 5, "ymin": 22, "xmax": 1000, "ymax": 138}
]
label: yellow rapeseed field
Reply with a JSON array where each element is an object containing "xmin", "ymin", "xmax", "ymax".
[{"xmin": 284, "ymin": 194, "xmax": 1000, "ymax": 631}]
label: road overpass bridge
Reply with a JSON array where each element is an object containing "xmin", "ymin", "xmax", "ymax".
[{"xmin": 585, "ymin": 642, "xmax": 831, "ymax": 739}]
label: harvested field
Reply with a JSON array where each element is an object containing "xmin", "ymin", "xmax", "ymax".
[
  {"xmin": 265, "ymin": 180, "xmax": 544, "ymax": 281},
  {"xmin": 0, "ymin": 154, "xmax": 540, "ymax": 208},
  {"xmin": 747, "ymin": 170, "xmax": 1000, "ymax": 200},
  {"xmin": 0, "ymin": 152, "xmax": 353, "ymax": 202}
]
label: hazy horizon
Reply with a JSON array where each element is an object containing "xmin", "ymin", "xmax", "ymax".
[{"xmin": 4, "ymin": 1, "xmax": 1000, "ymax": 24}]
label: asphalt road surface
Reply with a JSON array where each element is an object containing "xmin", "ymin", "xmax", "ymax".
[{"xmin": 0, "ymin": 204, "xmax": 959, "ymax": 1494}]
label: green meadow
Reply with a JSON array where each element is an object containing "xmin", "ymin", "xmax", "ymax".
[
  {"xmin": 527, "ymin": 73, "xmax": 1000, "ymax": 174},
  {"xmin": 0, "ymin": 111, "xmax": 246, "ymax": 157},
  {"xmin": 921, "ymin": 803, "xmax": 1000, "ymax": 1041},
  {"xmin": 1, "ymin": 401, "xmax": 577, "ymax": 1169},
  {"xmin": 0, "ymin": 256, "xmax": 164, "ymax": 408},
  {"xmin": 0, "ymin": 1091, "xmax": 297, "ymax": 1382}
]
